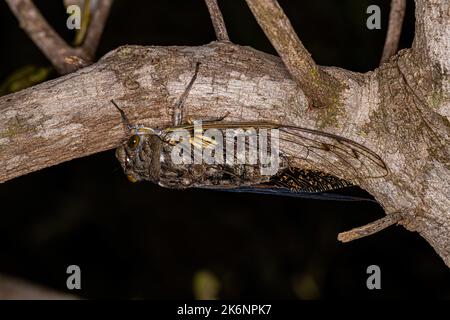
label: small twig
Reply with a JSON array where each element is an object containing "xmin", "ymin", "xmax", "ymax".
[
  {"xmin": 81, "ymin": 0, "xmax": 113, "ymax": 58},
  {"xmin": 380, "ymin": 0, "xmax": 406, "ymax": 64},
  {"xmin": 5, "ymin": 0, "xmax": 112, "ymax": 74},
  {"xmin": 244, "ymin": 0, "xmax": 343, "ymax": 108},
  {"xmin": 338, "ymin": 213, "xmax": 403, "ymax": 243},
  {"xmin": 204, "ymin": 0, "xmax": 230, "ymax": 42}
]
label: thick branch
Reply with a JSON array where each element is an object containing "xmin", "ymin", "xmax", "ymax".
[
  {"xmin": 0, "ymin": 43, "xmax": 370, "ymax": 187},
  {"xmin": 380, "ymin": 0, "xmax": 406, "ymax": 64},
  {"xmin": 0, "ymin": 43, "xmax": 325, "ymax": 183},
  {"xmin": 244, "ymin": 0, "xmax": 343, "ymax": 108},
  {"xmin": 204, "ymin": 0, "xmax": 230, "ymax": 42}
]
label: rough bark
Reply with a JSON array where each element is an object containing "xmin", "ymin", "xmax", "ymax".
[
  {"xmin": 204, "ymin": 0, "xmax": 230, "ymax": 42},
  {"xmin": 0, "ymin": 0, "xmax": 449, "ymax": 266}
]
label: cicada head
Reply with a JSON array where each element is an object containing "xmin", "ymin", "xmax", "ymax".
[{"xmin": 116, "ymin": 133, "xmax": 162, "ymax": 183}]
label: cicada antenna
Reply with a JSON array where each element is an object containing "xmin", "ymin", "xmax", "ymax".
[
  {"xmin": 111, "ymin": 100, "xmax": 161, "ymax": 136},
  {"xmin": 111, "ymin": 99, "xmax": 133, "ymax": 132}
]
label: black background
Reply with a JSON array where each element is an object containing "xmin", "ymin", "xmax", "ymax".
[{"xmin": 0, "ymin": 0, "xmax": 449, "ymax": 299}]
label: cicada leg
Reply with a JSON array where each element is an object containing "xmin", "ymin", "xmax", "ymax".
[
  {"xmin": 184, "ymin": 112, "xmax": 230, "ymax": 125},
  {"xmin": 173, "ymin": 62, "xmax": 201, "ymax": 126}
]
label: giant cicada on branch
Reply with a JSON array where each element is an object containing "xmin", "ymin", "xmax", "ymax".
[{"xmin": 112, "ymin": 63, "xmax": 388, "ymax": 202}]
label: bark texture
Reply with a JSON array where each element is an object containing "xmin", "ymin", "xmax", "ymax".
[{"xmin": 0, "ymin": 0, "xmax": 449, "ymax": 266}]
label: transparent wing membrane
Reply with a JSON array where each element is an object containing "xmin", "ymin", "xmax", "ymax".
[{"xmin": 163, "ymin": 122, "xmax": 388, "ymax": 180}]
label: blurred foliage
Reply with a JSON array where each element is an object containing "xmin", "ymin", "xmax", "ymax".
[
  {"xmin": 0, "ymin": 65, "xmax": 51, "ymax": 96},
  {"xmin": 193, "ymin": 270, "xmax": 221, "ymax": 300},
  {"xmin": 72, "ymin": 0, "xmax": 91, "ymax": 47},
  {"xmin": 292, "ymin": 273, "xmax": 321, "ymax": 300}
]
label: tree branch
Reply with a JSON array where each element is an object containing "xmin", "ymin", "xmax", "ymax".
[
  {"xmin": 0, "ymin": 273, "xmax": 77, "ymax": 299},
  {"xmin": 338, "ymin": 213, "xmax": 402, "ymax": 243},
  {"xmin": 0, "ymin": 43, "xmax": 327, "ymax": 184},
  {"xmin": 5, "ymin": 0, "xmax": 112, "ymax": 74},
  {"xmin": 204, "ymin": 0, "xmax": 230, "ymax": 42},
  {"xmin": 81, "ymin": 0, "xmax": 113, "ymax": 58},
  {"xmin": 380, "ymin": 0, "xmax": 406, "ymax": 64},
  {"xmin": 5, "ymin": 0, "xmax": 87, "ymax": 74},
  {"xmin": 0, "ymin": 43, "xmax": 372, "ymax": 187},
  {"xmin": 244, "ymin": 0, "xmax": 343, "ymax": 108}
]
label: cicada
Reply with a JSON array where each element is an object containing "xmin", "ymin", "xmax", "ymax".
[{"xmin": 113, "ymin": 63, "xmax": 387, "ymax": 201}]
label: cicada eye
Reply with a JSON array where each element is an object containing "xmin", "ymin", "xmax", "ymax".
[{"xmin": 127, "ymin": 135, "xmax": 140, "ymax": 150}]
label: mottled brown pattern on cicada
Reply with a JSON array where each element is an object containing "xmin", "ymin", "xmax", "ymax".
[{"xmin": 269, "ymin": 168, "xmax": 353, "ymax": 193}]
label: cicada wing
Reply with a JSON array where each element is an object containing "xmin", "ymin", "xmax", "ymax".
[
  {"xmin": 162, "ymin": 121, "xmax": 388, "ymax": 181},
  {"xmin": 198, "ymin": 167, "xmax": 375, "ymax": 202},
  {"xmin": 198, "ymin": 185, "xmax": 376, "ymax": 202},
  {"xmin": 276, "ymin": 126, "xmax": 388, "ymax": 180}
]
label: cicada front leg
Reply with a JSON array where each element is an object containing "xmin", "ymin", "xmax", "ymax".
[
  {"xmin": 173, "ymin": 62, "xmax": 201, "ymax": 127},
  {"xmin": 184, "ymin": 112, "xmax": 230, "ymax": 125}
]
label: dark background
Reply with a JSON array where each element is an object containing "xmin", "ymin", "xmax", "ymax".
[{"xmin": 0, "ymin": 0, "xmax": 449, "ymax": 299}]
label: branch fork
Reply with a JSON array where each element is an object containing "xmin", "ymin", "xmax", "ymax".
[{"xmin": 6, "ymin": 0, "xmax": 113, "ymax": 74}]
